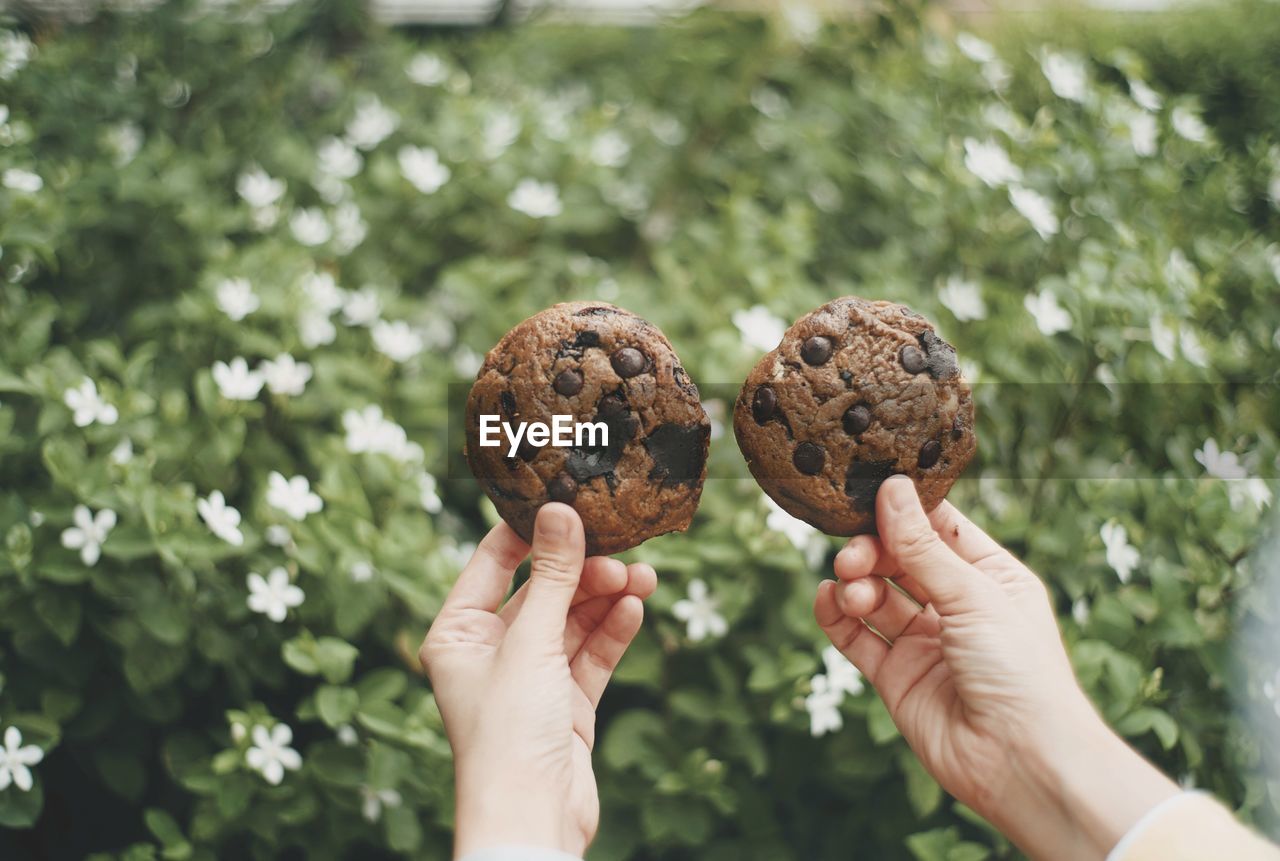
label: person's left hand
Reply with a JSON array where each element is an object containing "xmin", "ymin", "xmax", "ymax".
[{"xmin": 420, "ymin": 503, "xmax": 656, "ymax": 859}]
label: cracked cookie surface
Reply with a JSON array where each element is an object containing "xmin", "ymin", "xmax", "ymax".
[
  {"xmin": 465, "ymin": 301, "xmax": 710, "ymax": 555},
  {"xmin": 733, "ymin": 297, "xmax": 976, "ymax": 535}
]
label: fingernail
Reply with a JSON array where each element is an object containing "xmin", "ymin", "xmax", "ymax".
[
  {"xmin": 537, "ymin": 504, "xmax": 571, "ymax": 539},
  {"xmin": 882, "ymin": 474, "xmax": 915, "ymax": 513}
]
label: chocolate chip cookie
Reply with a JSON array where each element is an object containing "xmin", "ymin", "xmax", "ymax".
[
  {"xmin": 733, "ymin": 297, "xmax": 976, "ymax": 535},
  {"xmin": 465, "ymin": 302, "xmax": 711, "ymax": 555}
]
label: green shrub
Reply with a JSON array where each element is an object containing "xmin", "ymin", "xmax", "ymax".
[{"xmin": 0, "ymin": 2, "xmax": 1277, "ymax": 858}]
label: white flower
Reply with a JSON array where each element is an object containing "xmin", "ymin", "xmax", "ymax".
[
  {"xmin": 956, "ymin": 32, "xmax": 996, "ymax": 63},
  {"xmin": 804, "ymin": 674, "xmax": 844, "ymax": 737},
  {"xmin": 452, "ymin": 346, "xmax": 482, "ymax": 377},
  {"xmin": 1009, "ymin": 186, "xmax": 1060, "ymax": 239},
  {"xmin": 982, "ymin": 102, "xmax": 1023, "ymax": 137},
  {"xmin": 315, "ymin": 136, "xmax": 362, "ymax": 180},
  {"xmin": 212, "ymin": 357, "xmax": 264, "ymax": 401},
  {"xmin": 733, "ymin": 305, "xmax": 786, "ymax": 352},
  {"xmin": 1150, "ymin": 316, "xmax": 1177, "ymax": 360},
  {"xmin": 1172, "ymin": 106, "xmax": 1209, "ymax": 143},
  {"xmin": 1263, "ymin": 670, "xmax": 1280, "ymax": 719},
  {"xmin": 589, "ymin": 131, "xmax": 630, "ymax": 168},
  {"xmin": 372, "ymin": 320, "xmax": 424, "ymax": 363},
  {"xmin": 245, "ymin": 723, "xmax": 302, "ymax": 785},
  {"xmin": 780, "ymin": 3, "xmax": 820, "ymax": 44},
  {"xmin": 237, "ymin": 165, "xmax": 286, "ymax": 209},
  {"xmin": 1179, "ymin": 329, "xmax": 1209, "ymax": 368},
  {"xmin": 482, "ymin": 109, "xmax": 521, "ymax": 159},
  {"xmin": 1072, "ymin": 597, "xmax": 1090, "ymax": 625},
  {"xmin": 1100, "ymin": 520, "xmax": 1140, "ymax": 584},
  {"xmin": 507, "ymin": 179, "xmax": 562, "ymax": 219},
  {"xmin": 250, "ymin": 204, "xmax": 280, "ymax": 231},
  {"xmin": 266, "ymin": 472, "xmax": 323, "ymax": 521},
  {"xmin": 350, "ymin": 560, "xmax": 375, "ymax": 583},
  {"xmin": 336, "ymin": 724, "xmax": 359, "ymax": 746},
  {"xmin": 765, "ymin": 496, "xmax": 826, "ymax": 569},
  {"xmin": 963, "ymin": 137, "xmax": 1022, "ymax": 188},
  {"xmin": 406, "ymin": 51, "xmax": 448, "ymax": 86},
  {"xmin": 265, "ymin": 524, "xmax": 292, "ymax": 547},
  {"xmin": 2, "ymin": 167, "xmax": 41, "ymax": 193},
  {"xmin": 672, "ymin": 579, "xmax": 727, "ymax": 642},
  {"xmin": 1023, "ymin": 290, "xmax": 1071, "ymax": 336},
  {"xmin": 332, "ymin": 202, "xmax": 367, "ymax": 254},
  {"xmin": 1040, "ymin": 51, "xmax": 1088, "ymax": 103},
  {"xmin": 105, "ymin": 122, "xmax": 143, "ymax": 167},
  {"xmin": 1194, "ymin": 439, "xmax": 1247, "ymax": 480},
  {"xmin": 197, "ymin": 491, "xmax": 243, "ymax": 547},
  {"xmin": 751, "ymin": 86, "xmax": 788, "ymax": 119},
  {"xmin": 361, "ymin": 785, "xmax": 402, "ymax": 823},
  {"xmin": 0, "ymin": 30, "xmax": 35, "ymax": 80},
  {"xmin": 398, "ymin": 145, "xmax": 450, "ymax": 194},
  {"xmin": 63, "ymin": 377, "xmax": 119, "ymax": 427},
  {"xmin": 342, "ymin": 405, "xmax": 422, "ymax": 463},
  {"xmin": 215, "ymin": 277, "xmax": 259, "ymax": 322},
  {"xmin": 0, "ymin": 727, "xmax": 44, "ymax": 792},
  {"xmin": 341, "ymin": 287, "xmax": 381, "ymax": 327},
  {"xmin": 938, "ymin": 275, "xmax": 987, "ymax": 321},
  {"xmin": 299, "ymin": 310, "xmax": 337, "ymax": 348},
  {"xmin": 259, "ymin": 354, "xmax": 313, "ymax": 396},
  {"xmin": 290, "ymin": 208, "xmax": 331, "ymax": 246},
  {"xmin": 301, "ymin": 271, "xmax": 345, "ymax": 314},
  {"xmin": 110, "ymin": 438, "xmax": 134, "ymax": 465},
  {"xmin": 1229, "ymin": 479, "xmax": 1273, "ymax": 512},
  {"xmin": 247, "ymin": 567, "xmax": 305, "ymax": 623},
  {"xmin": 345, "ymin": 95, "xmax": 398, "ymax": 150},
  {"xmin": 1129, "ymin": 111, "xmax": 1158, "ymax": 157},
  {"xmin": 822, "ymin": 645, "xmax": 864, "ymax": 697},
  {"xmin": 981, "ymin": 59, "xmax": 1012, "ymax": 92},
  {"xmin": 61, "ymin": 504, "xmax": 116, "ymax": 566},
  {"xmin": 1128, "ymin": 78, "xmax": 1162, "ymax": 112},
  {"xmin": 418, "ymin": 472, "xmax": 443, "ymax": 513}
]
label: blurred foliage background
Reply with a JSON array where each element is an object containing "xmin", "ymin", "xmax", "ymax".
[{"xmin": 0, "ymin": 0, "xmax": 1278, "ymax": 858}]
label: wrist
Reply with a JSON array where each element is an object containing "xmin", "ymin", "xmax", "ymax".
[
  {"xmin": 453, "ymin": 771, "xmax": 578, "ymax": 860},
  {"xmin": 998, "ymin": 698, "xmax": 1180, "ymax": 861}
]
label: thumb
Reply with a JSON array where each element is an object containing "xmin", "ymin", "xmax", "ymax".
[
  {"xmin": 509, "ymin": 503, "xmax": 586, "ymax": 643},
  {"xmin": 876, "ymin": 475, "xmax": 987, "ymax": 615}
]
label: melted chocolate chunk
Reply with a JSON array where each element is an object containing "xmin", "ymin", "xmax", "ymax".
[
  {"xmin": 918, "ymin": 440, "xmax": 942, "ymax": 469},
  {"xmin": 845, "ymin": 459, "xmax": 898, "ymax": 511},
  {"xmin": 554, "ymin": 368, "xmax": 584, "ymax": 396},
  {"xmin": 565, "ymin": 410, "xmax": 637, "ymax": 484},
  {"xmin": 643, "ymin": 423, "xmax": 709, "ymax": 488},
  {"xmin": 573, "ymin": 306, "xmax": 617, "ymax": 317},
  {"xmin": 611, "ymin": 347, "xmax": 646, "ymax": 378},
  {"xmin": 793, "ymin": 442, "xmax": 826, "ymax": 475},
  {"xmin": 500, "ymin": 391, "xmax": 518, "ymax": 417},
  {"xmin": 801, "ymin": 336, "xmax": 834, "ymax": 366},
  {"xmin": 918, "ymin": 331, "xmax": 959, "ymax": 380},
  {"xmin": 900, "ymin": 345, "xmax": 927, "ymax": 374},
  {"xmin": 556, "ymin": 330, "xmax": 603, "ymax": 359},
  {"xmin": 842, "ymin": 404, "xmax": 872, "ymax": 435},
  {"xmin": 598, "ymin": 391, "xmax": 628, "ymax": 417},
  {"xmin": 752, "ymin": 386, "xmax": 777, "ymax": 424},
  {"xmin": 547, "ymin": 473, "xmax": 578, "ymax": 503}
]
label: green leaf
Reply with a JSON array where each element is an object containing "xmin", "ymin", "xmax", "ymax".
[
  {"xmin": 315, "ymin": 686, "xmax": 359, "ymax": 727},
  {"xmin": 384, "ymin": 804, "xmax": 423, "ymax": 852},
  {"xmin": 34, "ymin": 590, "xmax": 82, "ymax": 646},
  {"xmin": 900, "ymin": 749, "xmax": 943, "ymax": 817}
]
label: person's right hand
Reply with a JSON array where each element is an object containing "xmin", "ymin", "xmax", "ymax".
[{"xmin": 815, "ymin": 475, "xmax": 1178, "ymax": 861}]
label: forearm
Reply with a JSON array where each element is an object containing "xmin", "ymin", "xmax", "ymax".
[{"xmin": 453, "ymin": 771, "xmax": 578, "ymax": 861}]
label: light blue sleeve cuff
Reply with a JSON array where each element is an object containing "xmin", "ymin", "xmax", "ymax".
[
  {"xmin": 1103, "ymin": 790, "xmax": 1207, "ymax": 861},
  {"xmin": 458, "ymin": 846, "xmax": 584, "ymax": 861}
]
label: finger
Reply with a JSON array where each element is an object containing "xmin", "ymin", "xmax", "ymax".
[
  {"xmin": 439, "ymin": 522, "xmax": 529, "ymax": 615},
  {"xmin": 876, "ymin": 476, "xmax": 990, "ymax": 615},
  {"xmin": 814, "ymin": 579, "xmax": 889, "ymax": 684},
  {"xmin": 840, "ymin": 579, "xmax": 940, "ymax": 641},
  {"xmin": 833, "ymin": 536, "xmax": 897, "ymax": 582},
  {"xmin": 509, "ymin": 503, "xmax": 586, "ymax": 643},
  {"xmin": 497, "ymin": 556, "xmax": 626, "ymax": 625},
  {"xmin": 565, "ymin": 594, "xmax": 616, "ymax": 656},
  {"xmin": 624, "ymin": 562, "xmax": 657, "ymax": 600},
  {"xmin": 571, "ymin": 594, "xmax": 644, "ymax": 708},
  {"xmin": 927, "ymin": 501, "xmax": 1009, "ymax": 568}
]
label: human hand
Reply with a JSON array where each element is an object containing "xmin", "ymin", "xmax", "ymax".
[
  {"xmin": 420, "ymin": 504, "xmax": 656, "ymax": 859},
  {"xmin": 815, "ymin": 475, "xmax": 1178, "ymax": 861}
]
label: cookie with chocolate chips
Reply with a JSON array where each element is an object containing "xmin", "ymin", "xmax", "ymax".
[
  {"xmin": 464, "ymin": 302, "xmax": 710, "ymax": 555},
  {"xmin": 733, "ymin": 297, "xmax": 976, "ymax": 535}
]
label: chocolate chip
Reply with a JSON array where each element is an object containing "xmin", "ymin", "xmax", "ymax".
[
  {"xmin": 573, "ymin": 306, "xmax": 616, "ymax": 317},
  {"xmin": 644, "ymin": 423, "xmax": 710, "ymax": 487},
  {"xmin": 752, "ymin": 386, "xmax": 777, "ymax": 424},
  {"xmin": 547, "ymin": 474, "xmax": 578, "ymax": 503},
  {"xmin": 801, "ymin": 336, "xmax": 833, "ymax": 366},
  {"xmin": 900, "ymin": 345, "xmax": 927, "ymax": 374},
  {"xmin": 553, "ymin": 368, "xmax": 584, "ymax": 396},
  {"xmin": 845, "ymin": 459, "xmax": 897, "ymax": 511},
  {"xmin": 517, "ymin": 439, "xmax": 539, "ymax": 462},
  {"xmin": 918, "ymin": 440, "xmax": 942, "ymax": 469},
  {"xmin": 598, "ymin": 391, "xmax": 628, "ymax": 417},
  {"xmin": 611, "ymin": 347, "xmax": 646, "ymax": 378},
  {"xmin": 499, "ymin": 391, "xmax": 518, "ymax": 417},
  {"xmin": 793, "ymin": 442, "xmax": 826, "ymax": 475},
  {"xmin": 842, "ymin": 404, "xmax": 872, "ymax": 435}
]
